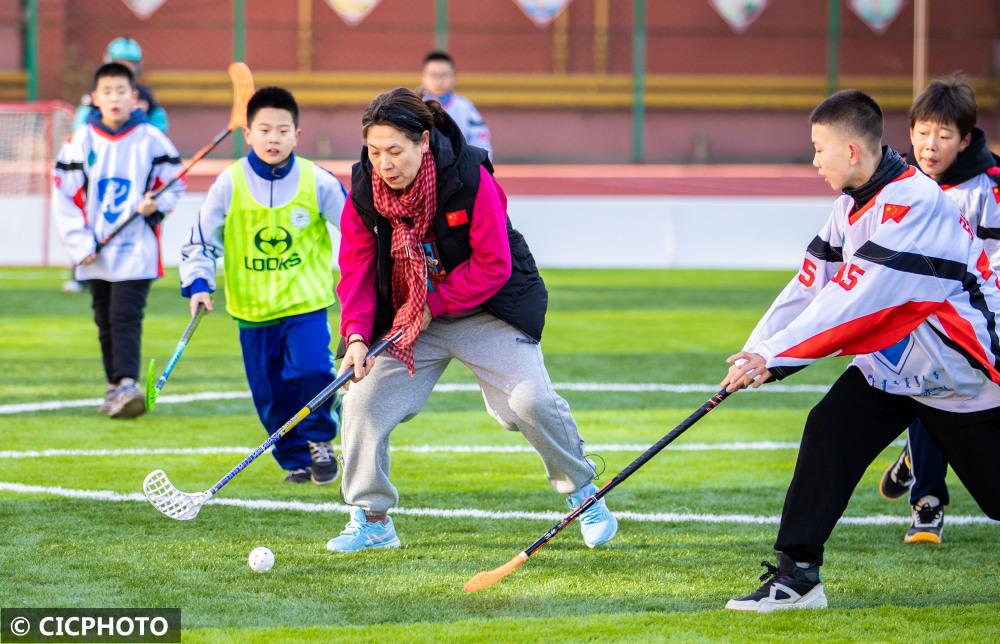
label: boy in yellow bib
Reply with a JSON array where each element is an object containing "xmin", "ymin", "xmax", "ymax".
[{"xmin": 180, "ymin": 87, "xmax": 347, "ymax": 484}]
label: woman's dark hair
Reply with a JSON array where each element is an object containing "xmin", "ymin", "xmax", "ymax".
[{"xmin": 362, "ymin": 87, "xmax": 448, "ymax": 143}]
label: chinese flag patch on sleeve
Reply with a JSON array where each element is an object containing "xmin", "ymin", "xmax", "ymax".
[
  {"xmin": 992, "ymin": 184, "xmax": 1000, "ymax": 204},
  {"xmin": 881, "ymin": 203, "xmax": 911, "ymax": 224},
  {"xmin": 446, "ymin": 209, "xmax": 469, "ymax": 226}
]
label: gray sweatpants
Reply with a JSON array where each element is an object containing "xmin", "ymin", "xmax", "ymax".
[{"xmin": 340, "ymin": 311, "xmax": 596, "ymax": 513}]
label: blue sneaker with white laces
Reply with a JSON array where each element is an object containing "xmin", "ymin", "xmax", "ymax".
[
  {"xmin": 567, "ymin": 482, "xmax": 618, "ymax": 548},
  {"xmin": 326, "ymin": 507, "xmax": 401, "ymax": 553}
]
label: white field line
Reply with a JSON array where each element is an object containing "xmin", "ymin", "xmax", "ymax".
[
  {"xmin": 0, "ymin": 481, "xmax": 995, "ymax": 526},
  {"xmin": 0, "ymin": 383, "xmax": 828, "ymax": 416},
  {"xmin": 0, "ymin": 440, "xmax": 906, "ymax": 459}
]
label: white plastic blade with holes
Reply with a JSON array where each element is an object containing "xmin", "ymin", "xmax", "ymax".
[{"xmin": 143, "ymin": 469, "xmax": 210, "ymax": 521}]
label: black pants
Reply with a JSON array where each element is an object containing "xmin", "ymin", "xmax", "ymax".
[
  {"xmin": 89, "ymin": 279, "xmax": 152, "ymax": 384},
  {"xmin": 775, "ymin": 367, "xmax": 1000, "ymax": 564},
  {"xmin": 908, "ymin": 418, "xmax": 950, "ymax": 505}
]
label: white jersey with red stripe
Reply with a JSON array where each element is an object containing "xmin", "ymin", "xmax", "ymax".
[
  {"xmin": 744, "ymin": 165, "xmax": 1000, "ymax": 413},
  {"xmin": 945, "ymin": 167, "xmax": 1000, "ymax": 267},
  {"xmin": 53, "ymin": 113, "xmax": 184, "ymax": 282}
]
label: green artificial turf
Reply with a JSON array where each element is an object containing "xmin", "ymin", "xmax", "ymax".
[{"xmin": 0, "ymin": 267, "xmax": 996, "ymax": 642}]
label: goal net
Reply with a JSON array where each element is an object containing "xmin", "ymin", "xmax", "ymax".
[{"xmin": 0, "ymin": 102, "xmax": 75, "ymax": 265}]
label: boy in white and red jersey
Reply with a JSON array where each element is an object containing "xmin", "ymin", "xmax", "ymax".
[
  {"xmin": 54, "ymin": 62, "xmax": 184, "ymax": 419},
  {"xmin": 720, "ymin": 90, "xmax": 1000, "ymax": 613},
  {"xmin": 877, "ymin": 76, "xmax": 1000, "ymax": 544}
]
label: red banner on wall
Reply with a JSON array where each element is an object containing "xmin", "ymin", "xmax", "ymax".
[
  {"xmin": 513, "ymin": 0, "xmax": 574, "ymax": 28},
  {"xmin": 850, "ymin": 0, "xmax": 906, "ymax": 34},
  {"xmin": 121, "ymin": 0, "xmax": 167, "ymax": 20},
  {"xmin": 324, "ymin": 0, "xmax": 383, "ymax": 28},
  {"xmin": 709, "ymin": 0, "xmax": 768, "ymax": 33}
]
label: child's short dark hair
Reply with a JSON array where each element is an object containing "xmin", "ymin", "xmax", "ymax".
[
  {"xmin": 94, "ymin": 62, "xmax": 135, "ymax": 87},
  {"xmin": 246, "ymin": 86, "xmax": 299, "ymax": 127},
  {"xmin": 810, "ymin": 89, "xmax": 883, "ymax": 151},
  {"xmin": 910, "ymin": 75, "xmax": 976, "ymax": 138},
  {"xmin": 422, "ymin": 50, "xmax": 454, "ymax": 68}
]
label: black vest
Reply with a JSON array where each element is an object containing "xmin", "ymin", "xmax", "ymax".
[{"xmin": 348, "ymin": 116, "xmax": 548, "ymax": 344}]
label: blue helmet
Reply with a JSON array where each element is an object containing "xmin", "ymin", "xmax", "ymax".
[{"xmin": 104, "ymin": 37, "xmax": 143, "ymax": 63}]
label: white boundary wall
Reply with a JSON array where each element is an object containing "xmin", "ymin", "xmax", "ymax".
[{"xmin": 5, "ymin": 193, "xmax": 832, "ymax": 269}]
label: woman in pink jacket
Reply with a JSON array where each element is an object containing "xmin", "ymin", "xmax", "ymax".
[{"xmin": 327, "ymin": 87, "xmax": 617, "ymax": 553}]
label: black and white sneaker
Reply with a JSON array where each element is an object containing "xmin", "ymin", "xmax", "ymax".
[
  {"xmin": 283, "ymin": 468, "xmax": 312, "ymax": 483},
  {"xmin": 308, "ymin": 440, "xmax": 341, "ymax": 486},
  {"xmin": 905, "ymin": 499, "xmax": 944, "ymax": 544},
  {"xmin": 726, "ymin": 554, "xmax": 828, "ymax": 613},
  {"xmin": 878, "ymin": 445, "xmax": 913, "ymax": 500}
]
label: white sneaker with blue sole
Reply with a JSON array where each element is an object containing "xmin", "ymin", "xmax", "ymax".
[
  {"xmin": 567, "ymin": 482, "xmax": 618, "ymax": 548},
  {"xmin": 326, "ymin": 506, "xmax": 402, "ymax": 553}
]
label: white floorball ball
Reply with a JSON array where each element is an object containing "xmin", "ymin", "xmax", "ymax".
[{"xmin": 248, "ymin": 546, "xmax": 274, "ymax": 573}]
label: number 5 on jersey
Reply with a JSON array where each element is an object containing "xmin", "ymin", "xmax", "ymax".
[
  {"xmin": 833, "ymin": 263, "xmax": 865, "ymax": 290},
  {"xmin": 798, "ymin": 258, "xmax": 865, "ymax": 291}
]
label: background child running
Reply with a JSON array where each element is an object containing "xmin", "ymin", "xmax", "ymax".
[
  {"xmin": 72, "ymin": 37, "xmax": 169, "ymax": 134},
  {"xmin": 420, "ymin": 51, "xmax": 493, "ymax": 160},
  {"xmin": 179, "ymin": 86, "xmax": 347, "ymax": 485},
  {"xmin": 878, "ymin": 75, "xmax": 1000, "ymax": 544},
  {"xmin": 53, "ymin": 62, "xmax": 185, "ymax": 419}
]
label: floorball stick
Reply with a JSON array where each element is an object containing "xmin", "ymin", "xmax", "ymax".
[
  {"xmin": 143, "ymin": 330, "xmax": 402, "ymax": 521},
  {"xmin": 464, "ymin": 388, "xmax": 732, "ymax": 592},
  {"xmin": 145, "ymin": 303, "xmax": 206, "ymax": 411}
]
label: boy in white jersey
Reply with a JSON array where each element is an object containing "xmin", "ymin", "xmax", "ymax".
[
  {"xmin": 180, "ymin": 87, "xmax": 347, "ymax": 485},
  {"xmin": 54, "ymin": 62, "xmax": 184, "ymax": 419},
  {"xmin": 720, "ymin": 90, "xmax": 1000, "ymax": 613},
  {"xmin": 879, "ymin": 76, "xmax": 1000, "ymax": 544}
]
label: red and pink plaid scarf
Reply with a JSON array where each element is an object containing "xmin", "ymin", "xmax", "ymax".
[{"xmin": 371, "ymin": 151, "xmax": 438, "ymax": 374}]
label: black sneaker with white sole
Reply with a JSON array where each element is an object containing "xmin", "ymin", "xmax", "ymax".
[
  {"xmin": 726, "ymin": 553, "xmax": 828, "ymax": 613},
  {"xmin": 879, "ymin": 445, "xmax": 914, "ymax": 500},
  {"xmin": 905, "ymin": 500, "xmax": 944, "ymax": 544},
  {"xmin": 308, "ymin": 440, "xmax": 341, "ymax": 486},
  {"xmin": 283, "ymin": 468, "xmax": 312, "ymax": 483}
]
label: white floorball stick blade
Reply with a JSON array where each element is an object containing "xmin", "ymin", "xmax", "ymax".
[{"xmin": 143, "ymin": 469, "xmax": 209, "ymax": 521}]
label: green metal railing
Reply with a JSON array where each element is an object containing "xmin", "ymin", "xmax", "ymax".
[
  {"xmin": 25, "ymin": 0, "xmax": 38, "ymax": 101},
  {"xmin": 632, "ymin": 0, "xmax": 646, "ymax": 163},
  {"xmin": 436, "ymin": 0, "xmax": 448, "ymax": 51},
  {"xmin": 827, "ymin": 0, "xmax": 841, "ymax": 96}
]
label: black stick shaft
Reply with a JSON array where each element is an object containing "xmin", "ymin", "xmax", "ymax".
[
  {"xmin": 523, "ymin": 388, "xmax": 732, "ymax": 557},
  {"xmin": 207, "ymin": 330, "xmax": 402, "ymax": 496},
  {"xmin": 301, "ymin": 330, "xmax": 403, "ymax": 414},
  {"xmin": 93, "ymin": 127, "xmax": 233, "ymax": 253}
]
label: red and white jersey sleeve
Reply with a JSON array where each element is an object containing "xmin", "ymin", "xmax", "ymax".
[
  {"xmin": 945, "ymin": 168, "xmax": 1000, "ymax": 268},
  {"xmin": 743, "ymin": 208, "xmax": 846, "ymax": 350},
  {"xmin": 747, "ymin": 167, "xmax": 1000, "ymax": 412}
]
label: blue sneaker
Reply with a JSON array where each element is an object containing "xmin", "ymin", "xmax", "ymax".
[
  {"xmin": 567, "ymin": 482, "xmax": 618, "ymax": 548},
  {"xmin": 326, "ymin": 507, "xmax": 401, "ymax": 553}
]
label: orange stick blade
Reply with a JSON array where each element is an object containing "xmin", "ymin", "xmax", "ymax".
[
  {"xmin": 463, "ymin": 552, "xmax": 529, "ymax": 593},
  {"xmin": 226, "ymin": 62, "xmax": 256, "ymax": 131}
]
